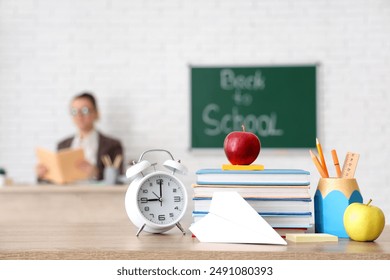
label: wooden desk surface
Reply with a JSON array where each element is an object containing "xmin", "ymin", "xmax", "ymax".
[
  {"xmin": 0, "ymin": 222, "xmax": 389, "ymax": 260},
  {"xmin": 0, "ymin": 185, "xmax": 389, "ymax": 260}
]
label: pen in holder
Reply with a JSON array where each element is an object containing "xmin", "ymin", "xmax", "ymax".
[
  {"xmin": 314, "ymin": 178, "xmax": 363, "ymax": 238},
  {"xmin": 101, "ymin": 154, "xmax": 122, "ymax": 185}
]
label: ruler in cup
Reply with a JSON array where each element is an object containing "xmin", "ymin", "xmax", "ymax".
[{"xmin": 341, "ymin": 152, "xmax": 360, "ymax": 178}]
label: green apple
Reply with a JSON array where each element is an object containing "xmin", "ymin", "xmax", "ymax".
[{"xmin": 343, "ymin": 199, "xmax": 385, "ymax": 242}]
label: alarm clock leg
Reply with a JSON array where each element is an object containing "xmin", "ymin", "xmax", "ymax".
[
  {"xmin": 176, "ymin": 222, "xmax": 186, "ymax": 235},
  {"xmin": 136, "ymin": 224, "xmax": 146, "ymax": 237}
]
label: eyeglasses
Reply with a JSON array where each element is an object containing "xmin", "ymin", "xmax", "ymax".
[{"xmin": 70, "ymin": 106, "xmax": 93, "ymax": 116}]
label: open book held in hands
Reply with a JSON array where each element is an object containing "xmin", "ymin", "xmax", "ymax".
[{"xmin": 36, "ymin": 147, "xmax": 89, "ymax": 184}]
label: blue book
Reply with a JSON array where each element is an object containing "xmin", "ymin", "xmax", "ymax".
[
  {"xmin": 196, "ymin": 168, "xmax": 310, "ymax": 186},
  {"xmin": 193, "ymin": 197, "xmax": 312, "ymax": 213},
  {"xmin": 192, "ymin": 184, "xmax": 311, "ymax": 198},
  {"xmin": 192, "ymin": 211, "xmax": 313, "ymax": 228}
]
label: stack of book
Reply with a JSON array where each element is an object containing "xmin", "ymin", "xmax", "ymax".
[{"xmin": 192, "ymin": 168, "xmax": 312, "ymax": 237}]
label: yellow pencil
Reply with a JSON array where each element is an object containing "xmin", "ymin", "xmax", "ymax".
[
  {"xmin": 331, "ymin": 149, "xmax": 342, "ymax": 177},
  {"xmin": 316, "ymin": 138, "xmax": 329, "ymax": 178},
  {"xmin": 310, "ymin": 150, "xmax": 328, "ymax": 178}
]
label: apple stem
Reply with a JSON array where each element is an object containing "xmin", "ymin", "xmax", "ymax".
[
  {"xmin": 241, "ymin": 124, "xmax": 246, "ymax": 132},
  {"xmin": 366, "ymin": 199, "xmax": 372, "ymax": 206}
]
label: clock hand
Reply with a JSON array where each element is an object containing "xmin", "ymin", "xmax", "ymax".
[
  {"xmin": 159, "ymin": 180, "xmax": 162, "ymax": 196},
  {"xmin": 159, "ymin": 180, "xmax": 163, "ymax": 207},
  {"xmin": 147, "ymin": 198, "xmax": 160, "ymax": 202},
  {"xmin": 152, "ymin": 191, "xmax": 163, "ymax": 203},
  {"xmin": 152, "ymin": 191, "xmax": 161, "ymax": 199}
]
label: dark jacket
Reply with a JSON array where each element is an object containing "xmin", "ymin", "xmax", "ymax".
[{"xmin": 57, "ymin": 132, "xmax": 124, "ymax": 180}]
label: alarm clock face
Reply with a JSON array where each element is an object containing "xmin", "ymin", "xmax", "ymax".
[{"xmin": 136, "ymin": 172, "xmax": 187, "ymax": 226}]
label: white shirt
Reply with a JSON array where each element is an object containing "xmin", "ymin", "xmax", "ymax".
[{"xmin": 71, "ymin": 129, "xmax": 99, "ymax": 166}]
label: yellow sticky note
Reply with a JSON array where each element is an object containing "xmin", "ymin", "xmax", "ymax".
[
  {"xmin": 222, "ymin": 164, "xmax": 265, "ymax": 171},
  {"xmin": 286, "ymin": 233, "xmax": 338, "ymax": 243}
]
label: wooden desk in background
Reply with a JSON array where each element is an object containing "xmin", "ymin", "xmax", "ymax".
[{"xmin": 0, "ymin": 185, "xmax": 389, "ymax": 260}]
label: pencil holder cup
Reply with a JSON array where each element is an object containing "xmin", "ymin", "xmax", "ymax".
[
  {"xmin": 104, "ymin": 167, "xmax": 119, "ymax": 185},
  {"xmin": 314, "ymin": 178, "xmax": 363, "ymax": 238}
]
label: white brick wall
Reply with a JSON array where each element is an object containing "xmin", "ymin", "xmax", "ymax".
[{"xmin": 1, "ymin": 0, "xmax": 389, "ymax": 220}]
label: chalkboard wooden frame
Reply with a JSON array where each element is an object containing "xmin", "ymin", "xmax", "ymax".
[{"xmin": 190, "ymin": 65, "xmax": 317, "ymax": 148}]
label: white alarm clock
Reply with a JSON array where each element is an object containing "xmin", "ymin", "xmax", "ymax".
[{"xmin": 125, "ymin": 149, "xmax": 188, "ymax": 236}]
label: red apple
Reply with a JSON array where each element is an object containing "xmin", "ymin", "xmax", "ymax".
[{"xmin": 224, "ymin": 125, "xmax": 261, "ymax": 165}]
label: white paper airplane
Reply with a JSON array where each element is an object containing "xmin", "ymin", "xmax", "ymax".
[{"xmin": 189, "ymin": 191, "xmax": 287, "ymax": 245}]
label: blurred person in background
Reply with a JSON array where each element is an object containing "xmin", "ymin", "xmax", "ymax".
[{"xmin": 36, "ymin": 92, "xmax": 124, "ymax": 181}]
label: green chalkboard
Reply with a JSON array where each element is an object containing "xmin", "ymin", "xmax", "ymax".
[{"xmin": 191, "ymin": 65, "xmax": 316, "ymax": 148}]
